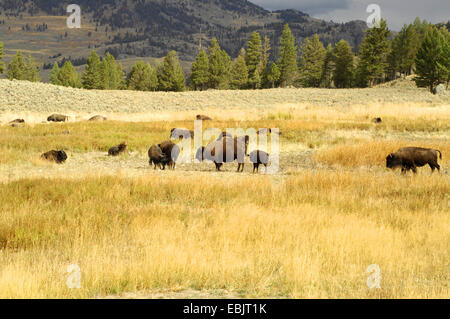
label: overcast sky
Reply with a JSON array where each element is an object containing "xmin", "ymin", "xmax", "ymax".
[{"xmin": 250, "ymin": 0, "xmax": 449, "ymax": 31}]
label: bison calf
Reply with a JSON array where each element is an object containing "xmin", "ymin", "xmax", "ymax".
[
  {"xmin": 386, "ymin": 147, "xmax": 442, "ymax": 174},
  {"xmin": 108, "ymin": 142, "xmax": 128, "ymax": 156},
  {"xmin": 41, "ymin": 150, "xmax": 67, "ymax": 164},
  {"xmin": 249, "ymin": 150, "xmax": 269, "ymax": 173}
]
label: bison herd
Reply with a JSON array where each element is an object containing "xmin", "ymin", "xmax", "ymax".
[{"xmin": 8, "ymin": 114, "xmax": 443, "ymax": 175}]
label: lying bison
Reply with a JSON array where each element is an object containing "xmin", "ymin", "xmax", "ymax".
[
  {"xmin": 108, "ymin": 142, "xmax": 128, "ymax": 156},
  {"xmin": 89, "ymin": 115, "xmax": 107, "ymax": 121},
  {"xmin": 148, "ymin": 145, "xmax": 171, "ymax": 170},
  {"xmin": 10, "ymin": 119, "xmax": 25, "ymax": 124},
  {"xmin": 386, "ymin": 147, "xmax": 442, "ymax": 174},
  {"xmin": 41, "ymin": 150, "xmax": 67, "ymax": 164},
  {"xmin": 47, "ymin": 114, "xmax": 69, "ymax": 122},
  {"xmin": 196, "ymin": 114, "xmax": 212, "ymax": 121},
  {"xmin": 159, "ymin": 140, "xmax": 180, "ymax": 170},
  {"xmin": 170, "ymin": 128, "xmax": 194, "ymax": 140},
  {"xmin": 196, "ymin": 135, "xmax": 249, "ymax": 172},
  {"xmin": 372, "ymin": 117, "xmax": 382, "ymax": 124},
  {"xmin": 249, "ymin": 150, "xmax": 270, "ymax": 173}
]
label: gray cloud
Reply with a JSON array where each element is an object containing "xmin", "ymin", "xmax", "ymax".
[{"xmin": 251, "ymin": 0, "xmax": 450, "ymax": 30}]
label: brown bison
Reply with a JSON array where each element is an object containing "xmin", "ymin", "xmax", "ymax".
[
  {"xmin": 148, "ymin": 145, "xmax": 171, "ymax": 170},
  {"xmin": 196, "ymin": 135, "xmax": 249, "ymax": 172},
  {"xmin": 159, "ymin": 140, "xmax": 180, "ymax": 170},
  {"xmin": 170, "ymin": 128, "xmax": 194, "ymax": 140},
  {"xmin": 108, "ymin": 142, "xmax": 128, "ymax": 156},
  {"xmin": 372, "ymin": 117, "xmax": 382, "ymax": 123},
  {"xmin": 249, "ymin": 150, "xmax": 270, "ymax": 173},
  {"xmin": 41, "ymin": 150, "xmax": 67, "ymax": 164},
  {"xmin": 386, "ymin": 147, "xmax": 442, "ymax": 174},
  {"xmin": 89, "ymin": 115, "xmax": 107, "ymax": 121},
  {"xmin": 47, "ymin": 114, "xmax": 69, "ymax": 122},
  {"xmin": 196, "ymin": 114, "xmax": 212, "ymax": 121}
]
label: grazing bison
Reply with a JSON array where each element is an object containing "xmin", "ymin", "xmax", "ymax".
[
  {"xmin": 159, "ymin": 140, "xmax": 180, "ymax": 169},
  {"xmin": 41, "ymin": 150, "xmax": 67, "ymax": 164},
  {"xmin": 249, "ymin": 150, "xmax": 270, "ymax": 173},
  {"xmin": 148, "ymin": 145, "xmax": 171, "ymax": 170},
  {"xmin": 108, "ymin": 142, "xmax": 128, "ymax": 156},
  {"xmin": 386, "ymin": 147, "xmax": 442, "ymax": 174},
  {"xmin": 89, "ymin": 115, "xmax": 107, "ymax": 121},
  {"xmin": 10, "ymin": 119, "xmax": 25, "ymax": 124},
  {"xmin": 196, "ymin": 114, "xmax": 212, "ymax": 121},
  {"xmin": 170, "ymin": 128, "xmax": 194, "ymax": 140},
  {"xmin": 47, "ymin": 114, "xmax": 69, "ymax": 122},
  {"xmin": 257, "ymin": 128, "xmax": 272, "ymax": 135},
  {"xmin": 197, "ymin": 135, "xmax": 249, "ymax": 172}
]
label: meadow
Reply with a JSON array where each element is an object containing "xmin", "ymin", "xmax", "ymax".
[{"xmin": 0, "ymin": 79, "xmax": 448, "ymax": 298}]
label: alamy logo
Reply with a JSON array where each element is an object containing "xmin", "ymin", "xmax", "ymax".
[
  {"xmin": 66, "ymin": 264, "xmax": 81, "ymax": 289},
  {"xmin": 366, "ymin": 4, "xmax": 381, "ymax": 28},
  {"xmin": 366, "ymin": 264, "xmax": 381, "ymax": 289},
  {"xmin": 67, "ymin": 4, "xmax": 81, "ymax": 29}
]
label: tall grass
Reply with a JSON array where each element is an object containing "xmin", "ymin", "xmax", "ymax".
[{"xmin": 0, "ymin": 172, "xmax": 448, "ymax": 298}]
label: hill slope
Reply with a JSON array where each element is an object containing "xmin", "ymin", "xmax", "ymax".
[{"xmin": 0, "ymin": 0, "xmax": 367, "ymax": 67}]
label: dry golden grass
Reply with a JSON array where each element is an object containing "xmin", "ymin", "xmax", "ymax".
[
  {"xmin": 0, "ymin": 172, "xmax": 448, "ymax": 298},
  {"xmin": 314, "ymin": 140, "xmax": 450, "ymax": 168}
]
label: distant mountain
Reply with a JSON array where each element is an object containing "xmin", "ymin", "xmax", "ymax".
[{"xmin": 0, "ymin": 0, "xmax": 367, "ymax": 64}]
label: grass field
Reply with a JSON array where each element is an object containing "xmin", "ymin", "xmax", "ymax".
[{"xmin": 0, "ymin": 79, "xmax": 449, "ymax": 298}]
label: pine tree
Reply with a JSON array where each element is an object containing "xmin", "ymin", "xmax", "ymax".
[
  {"xmin": 260, "ymin": 35, "xmax": 271, "ymax": 88},
  {"xmin": 414, "ymin": 26, "xmax": 449, "ymax": 93},
  {"xmin": 277, "ymin": 24, "xmax": 298, "ymax": 87},
  {"xmin": 8, "ymin": 51, "xmax": 28, "ymax": 80},
  {"xmin": 116, "ymin": 63, "xmax": 127, "ymax": 90},
  {"xmin": 58, "ymin": 61, "xmax": 80, "ymax": 88},
  {"xmin": 157, "ymin": 50, "xmax": 186, "ymax": 92},
  {"xmin": 321, "ymin": 44, "xmax": 334, "ymax": 88},
  {"xmin": 298, "ymin": 34, "xmax": 326, "ymax": 87},
  {"xmin": 230, "ymin": 48, "xmax": 249, "ymax": 90},
  {"xmin": 49, "ymin": 61, "xmax": 61, "ymax": 85},
  {"xmin": 266, "ymin": 62, "xmax": 280, "ymax": 88},
  {"xmin": 101, "ymin": 52, "xmax": 122, "ymax": 90},
  {"xmin": 245, "ymin": 32, "xmax": 262, "ymax": 88},
  {"xmin": 0, "ymin": 42, "xmax": 5, "ymax": 74},
  {"xmin": 127, "ymin": 61, "xmax": 158, "ymax": 91},
  {"xmin": 333, "ymin": 40, "xmax": 354, "ymax": 88},
  {"xmin": 82, "ymin": 51, "xmax": 102, "ymax": 89},
  {"xmin": 208, "ymin": 38, "xmax": 231, "ymax": 89},
  {"xmin": 388, "ymin": 24, "xmax": 419, "ymax": 79},
  {"xmin": 355, "ymin": 20, "xmax": 391, "ymax": 87},
  {"xmin": 25, "ymin": 54, "xmax": 40, "ymax": 82},
  {"xmin": 190, "ymin": 50, "xmax": 210, "ymax": 90}
]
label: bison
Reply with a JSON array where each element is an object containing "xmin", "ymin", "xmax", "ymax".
[
  {"xmin": 372, "ymin": 117, "xmax": 382, "ymax": 123},
  {"xmin": 10, "ymin": 119, "xmax": 25, "ymax": 124},
  {"xmin": 249, "ymin": 150, "xmax": 270, "ymax": 173},
  {"xmin": 108, "ymin": 142, "xmax": 128, "ymax": 156},
  {"xmin": 41, "ymin": 150, "xmax": 67, "ymax": 164},
  {"xmin": 47, "ymin": 114, "xmax": 69, "ymax": 122},
  {"xmin": 159, "ymin": 140, "xmax": 180, "ymax": 170},
  {"xmin": 170, "ymin": 128, "xmax": 194, "ymax": 140},
  {"xmin": 148, "ymin": 145, "xmax": 171, "ymax": 170},
  {"xmin": 386, "ymin": 147, "xmax": 442, "ymax": 174},
  {"xmin": 89, "ymin": 115, "xmax": 107, "ymax": 121},
  {"xmin": 196, "ymin": 135, "xmax": 249, "ymax": 172},
  {"xmin": 196, "ymin": 114, "xmax": 212, "ymax": 121}
]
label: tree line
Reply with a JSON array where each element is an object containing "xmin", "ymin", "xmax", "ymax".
[{"xmin": 0, "ymin": 18, "xmax": 448, "ymax": 93}]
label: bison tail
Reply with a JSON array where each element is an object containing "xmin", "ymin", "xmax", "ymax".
[{"xmin": 437, "ymin": 150, "xmax": 442, "ymax": 160}]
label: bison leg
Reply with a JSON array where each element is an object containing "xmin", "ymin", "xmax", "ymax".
[{"xmin": 215, "ymin": 162, "xmax": 222, "ymax": 171}]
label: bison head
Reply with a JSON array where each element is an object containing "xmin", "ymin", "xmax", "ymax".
[{"xmin": 386, "ymin": 153, "xmax": 401, "ymax": 169}]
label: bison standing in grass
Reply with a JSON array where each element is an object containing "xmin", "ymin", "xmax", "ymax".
[
  {"xmin": 249, "ymin": 150, "xmax": 270, "ymax": 173},
  {"xmin": 159, "ymin": 140, "xmax": 180, "ymax": 170},
  {"xmin": 41, "ymin": 150, "xmax": 67, "ymax": 164},
  {"xmin": 108, "ymin": 142, "xmax": 128, "ymax": 156},
  {"xmin": 386, "ymin": 147, "xmax": 442, "ymax": 174},
  {"xmin": 148, "ymin": 145, "xmax": 171, "ymax": 170},
  {"xmin": 196, "ymin": 135, "xmax": 249, "ymax": 172}
]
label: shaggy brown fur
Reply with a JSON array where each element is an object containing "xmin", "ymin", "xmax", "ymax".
[
  {"xmin": 386, "ymin": 147, "xmax": 442, "ymax": 174},
  {"xmin": 196, "ymin": 114, "xmax": 212, "ymax": 121},
  {"xmin": 249, "ymin": 150, "xmax": 270, "ymax": 173},
  {"xmin": 41, "ymin": 150, "xmax": 67, "ymax": 164},
  {"xmin": 158, "ymin": 140, "xmax": 180, "ymax": 170},
  {"xmin": 108, "ymin": 142, "xmax": 128, "ymax": 156},
  {"xmin": 47, "ymin": 114, "xmax": 69, "ymax": 122},
  {"xmin": 148, "ymin": 145, "xmax": 171, "ymax": 170}
]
